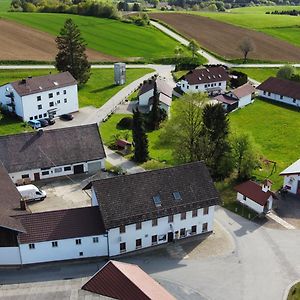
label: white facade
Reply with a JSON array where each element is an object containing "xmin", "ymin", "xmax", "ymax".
[
  {"xmin": 282, "ymin": 174, "xmax": 300, "ymax": 194},
  {"xmin": 0, "ymin": 83, "xmax": 78, "ymax": 121},
  {"xmin": 258, "ymin": 90, "xmax": 300, "ymax": 107},
  {"xmin": 138, "ymin": 89, "xmax": 153, "ymax": 106},
  {"xmin": 179, "ymin": 79, "xmax": 227, "ymax": 94},
  {"xmin": 227, "ymin": 91, "xmax": 252, "ymax": 108},
  {"xmin": 0, "ymin": 247, "xmax": 21, "ymax": 265},
  {"xmin": 236, "ymin": 192, "xmax": 273, "ymax": 214},
  {"xmin": 9, "ymin": 159, "xmax": 104, "ymax": 183}
]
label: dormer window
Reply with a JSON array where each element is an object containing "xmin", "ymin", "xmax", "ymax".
[
  {"xmin": 153, "ymin": 195, "xmax": 161, "ymax": 207},
  {"xmin": 173, "ymin": 192, "xmax": 182, "ymax": 201}
]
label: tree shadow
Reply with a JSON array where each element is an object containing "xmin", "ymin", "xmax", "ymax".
[{"xmin": 90, "ymin": 84, "xmax": 115, "ymax": 93}]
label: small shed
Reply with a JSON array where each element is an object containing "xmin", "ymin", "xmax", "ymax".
[{"xmin": 116, "ymin": 139, "xmax": 132, "ymax": 155}]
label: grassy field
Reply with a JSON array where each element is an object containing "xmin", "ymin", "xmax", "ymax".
[
  {"xmin": 0, "ymin": 0, "xmax": 10, "ymax": 12},
  {"xmin": 233, "ymin": 68, "xmax": 280, "ymax": 82},
  {"xmin": 288, "ymin": 282, "xmax": 300, "ymax": 300},
  {"xmin": 0, "ymin": 12, "xmax": 183, "ymax": 60}
]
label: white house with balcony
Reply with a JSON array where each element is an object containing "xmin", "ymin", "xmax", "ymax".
[
  {"xmin": 257, "ymin": 77, "xmax": 300, "ymax": 107},
  {"xmin": 280, "ymin": 158, "xmax": 300, "ymax": 194},
  {"xmin": 0, "ymin": 72, "xmax": 78, "ymax": 121},
  {"xmin": 178, "ymin": 66, "xmax": 229, "ymax": 94}
]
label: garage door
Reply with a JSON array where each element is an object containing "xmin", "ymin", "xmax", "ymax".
[
  {"xmin": 73, "ymin": 164, "xmax": 84, "ymax": 174},
  {"xmin": 87, "ymin": 161, "xmax": 102, "ymax": 173}
]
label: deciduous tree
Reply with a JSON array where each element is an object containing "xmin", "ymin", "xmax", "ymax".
[
  {"xmin": 238, "ymin": 37, "xmax": 255, "ymax": 63},
  {"xmin": 188, "ymin": 39, "xmax": 200, "ymax": 58}
]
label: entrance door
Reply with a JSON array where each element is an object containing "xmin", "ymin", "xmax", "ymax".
[
  {"xmin": 167, "ymin": 232, "xmax": 174, "ymax": 243},
  {"xmin": 34, "ymin": 172, "xmax": 40, "ymax": 181},
  {"xmin": 73, "ymin": 164, "xmax": 84, "ymax": 174}
]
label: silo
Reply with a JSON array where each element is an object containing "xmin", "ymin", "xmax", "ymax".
[{"xmin": 114, "ymin": 63, "xmax": 126, "ymax": 85}]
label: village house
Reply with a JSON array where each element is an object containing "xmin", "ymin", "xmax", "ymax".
[
  {"xmin": 257, "ymin": 77, "xmax": 300, "ymax": 108},
  {"xmin": 0, "ymin": 71, "xmax": 78, "ymax": 121},
  {"xmin": 138, "ymin": 77, "xmax": 173, "ymax": 114},
  {"xmin": 214, "ymin": 83, "xmax": 256, "ymax": 112},
  {"xmin": 178, "ymin": 66, "xmax": 229, "ymax": 94},
  {"xmin": 234, "ymin": 180, "xmax": 275, "ymax": 214},
  {"xmin": 280, "ymin": 158, "xmax": 300, "ymax": 194},
  {"xmin": 0, "ymin": 124, "xmax": 106, "ymax": 184}
]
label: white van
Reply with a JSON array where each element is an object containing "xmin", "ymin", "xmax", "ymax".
[{"xmin": 17, "ymin": 184, "xmax": 47, "ymax": 202}]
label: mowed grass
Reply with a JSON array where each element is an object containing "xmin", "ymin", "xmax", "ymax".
[
  {"xmin": 230, "ymin": 98, "xmax": 300, "ymax": 189},
  {"xmin": 288, "ymin": 282, "xmax": 300, "ymax": 300},
  {"xmin": 0, "ymin": 0, "xmax": 10, "ymax": 12},
  {"xmin": 1, "ymin": 12, "xmax": 181, "ymax": 59}
]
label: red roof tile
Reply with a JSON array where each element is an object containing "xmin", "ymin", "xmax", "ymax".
[{"xmin": 82, "ymin": 260, "xmax": 176, "ymax": 300}]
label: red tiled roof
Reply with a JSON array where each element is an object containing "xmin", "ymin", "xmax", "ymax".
[
  {"xmin": 234, "ymin": 180, "xmax": 273, "ymax": 206},
  {"xmin": 82, "ymin": 260, "xmax": 176, "ymax": 300}
]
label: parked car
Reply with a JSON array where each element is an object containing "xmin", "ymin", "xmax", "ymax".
[
  {"xmin": 39, "ymin": 119, "xmax": 49, "ymax": 127},
  {"xmin": 17, "ymin": 184, "xmax": 47, "ymax": 201},
  {"xmin": 28, "ymin": 120, "xmax": 41, "ymax": 129},
  {"xmin": 60, "ymin": 114, "xmax": 74, "ymax": 121},
  {"xmin": 45, "ymin": 118, "xmax": 55, "ymax": 125}
]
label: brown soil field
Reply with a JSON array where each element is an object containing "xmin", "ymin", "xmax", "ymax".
[
  {"xmin": 0, "ymin": 19, "xmax": 117, "ymax": 62},
  {"xmin": 151, "ymin": 13, "xmax": 300, "ymax": 62}
]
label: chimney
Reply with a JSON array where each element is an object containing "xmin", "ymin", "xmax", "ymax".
[
  {"xmin": 262, "ymin": 179, "xmax": 272, "ymax": 193},
  {"xmin": 20, "ymin": 198, "xmax": 26, "ymax": 211}
]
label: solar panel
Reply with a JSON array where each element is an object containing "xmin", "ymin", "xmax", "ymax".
[
  {"xmin": 153, "ymin": 195, "xmax": 161, "ymax": 207},
  {"xmin": 173, "ymin": 192, "xmax": 182, "ymax": 201}
]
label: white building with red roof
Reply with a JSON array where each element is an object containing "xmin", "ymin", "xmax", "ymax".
[
  {"xmin": 234, "ymin": 180, "xmax": 275, "ymax": 214},
  {"xmin": 280, "ymin": 159, "xmax": 300, "ymax": 194}
]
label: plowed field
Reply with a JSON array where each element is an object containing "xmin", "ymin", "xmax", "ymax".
[
  {"xmin": 151, "ymin": 13, "xmax": 300, "ymax": 62},
  {"xmin": 0, "ymin": 19, "xmax": 116, "ymax": 62}
]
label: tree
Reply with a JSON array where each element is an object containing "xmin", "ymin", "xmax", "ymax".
[
  {"xmin": 188, "ymin": 39, "xmax": 200, "ymax": 58},
  {"xmin": 232, "ymin": 133, "xmax": 259, "ymax": 180},
  {"xmin": 276, "ymin": 64, "xmax": 295, "ymax": 80},
  {"xmin": 132, "ymin": 2, "xmax": 141, "ymax": 11},
  {"xmin": 55, "ymin": 18, "xmax": 90, "ymax": 84},
  {"xmin": 150, "ymin": 82, "xmax": 161, "ymax": 130},
  {"xmin": 238, "ymin": 37, "xmax": 255, "ymax": 63},
  {"xmin": 132, "ymin": 109, "xmax": 149, "ymax": 163},
  {"xmin": 174, "ymin": 46, "xmax": 183, "ymax": 58}
]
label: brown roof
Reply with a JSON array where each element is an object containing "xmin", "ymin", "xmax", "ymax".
[
  {"xmin": 181, "ymin": 66, "xmax": 229, "ymax": 85},
  {"xmin": 116, "ymin": 139, "xmax": 132, "ymax": 147},
  {"xmin": 10, "ymin": 72, "xmax": 77, "ymax": 97},
  {"xmin": 0, "ymin": 124, "xmax": 105, "ymax": 173},
  {"xmin": 90, "ymin": 162, "xmax": 220, "ymax": 229},
  {"xmin": 0, "ymin": 165, "xmax": 26, "ymax": 232},
  {"xmin": 14, "ymin": 206, "xmax": 106, "ymax": 244},
  {"xmin": 257, "ymin": 77, "xmax": 300, "ymax": 99},
  {"xmin": 234, "ymin": 180, "xmax": 273, "ymax": 206},
  {"xmin": 214, "ymin": 94, "xmax": 237, "ymax": 105},
  {"xmin": 82, "ymin": 260, "xmax": 176, "ymax": 300},
  {"xmin": 230, "ymin": 83, "xmax": 256, "ymax": 99}
]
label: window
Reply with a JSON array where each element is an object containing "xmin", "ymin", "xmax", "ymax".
[
  {"xmin": 75, "ymin": 239, "xmax": 81, "ymax": 245},
  {"xmin": 38, "ymin": 104, "xmax": 42, "ymax": 110},
  {"xmin": 42, "ymin": 171, "xmax": 49, "ymax": 176},
  {"xmin": 52, "ymin": 241, "xmax": 58, "ymax": 247},
  {"xmin": 187, "ymin": 85, "xmax": 189, "ymax": 90},
  {"xmin": 180, "ymin": 228, "xmax": 186, "ymax": 238},
  {"xmin": 263, "ymin": 91, "xmax": 266, "ymax": 95},
  {"xmin": 204, "ymin": 84, "xmax": 207, "ymax": 88},
  {"xmin": 243, "ymin": 195, "xmax": 246, "ymax": 200},
  {"xmin": 202, "ymin": 223, "xmax": 208, "ymax": 232},
  {"xmin": 29, "ymin": 243, "xmax": 35, "ymax": 249},
  {"xmin": 93, "ymin": 237, "xmax": 99, "ymax": 243},
  {"xmin": 182, "ymin": 84, "xmax": 185, "ymax": 88},
  {"xmin": 180, "ymin": 212, "xmax": 186, "ymax": 220},
  {"xmin": 64, "ymin": 98, "xmax": 67, "ymax": 103},
  {"xmin": 280, "ymin": 95, "xmax": 283, "ymax": 100},
  {"xmin": 64, "ymin": 166, "xmax": 71, "ymax": 171},
  {"xmin": 152, "ymin": 235, "xmax": 157, "ymax": 245},
  {"xmin": 219, "ymin": 82, "xmax": 221, "ymax": 86},
  {"xmin": 37, "ymin": 96, "xmax": 41, "ymax": 101},
  {"xmin": 136, "ymin": 222, "xmax": 142, "ymax": 230},
  {"xmin": 120, "ymin": 242, "xmax": 126, "ymax": 253},
  {"xmin": 158, "ymin": 234, "xmax": 166, "ymax": 241},
  {"xmin": 195, "ymin": 85, "xmax": 198, "ymax": 89},
  {"xmin": 79, "ymin": 252, "xmax": 83, "ymax": 256},
  {"xmin": 57, "ymin": 100, "xmax": 60, "ymax": 104},
  {"xmin": 173, "ymin": 192, "xmax": 182, "ymax": 201},
  {"xmin": 49, "ymin": 93, "xmax": 53, "ymax": 98},
  {"xmin": 152, "ymin": 219, "xmax": 158, "ymax": 227},
  {"xmin": 120, "ymin": 225, "xmax": 126, "ymax": 234},
  {"xmin": 56, "ymin": 91, "xmax": 60, "ymax": 95},
  {"xmin": 153, "ymin": 195, "xmax": 161, "ymax": 207},
  {"xmin": 49, "ymin": 102, "xmax": 54, "ymax": 107},
  {"xmin": 30, "ymin": 117, "xmax": 33, "ymax": 120},
  {"xmin": 34, "ymin": 115, "xmax": 38, "ymax": 119},
  {"xmin": 191, "ymin": 225, "xmax": 197, "ymax": 234},
  {"xmin": 54, "ymin": 167, "xmax": 62, "ymax": 173},
  {"xmin": 136, "ymin": 238, "xmax": 142, "ymax": 249},
  {"xmin": 293, "ymin": 98, "xmax": 296, "ymax": 103},
  {"xmin": 268, "ymin": 92, "xmax": 271, "ymax": 96},
  {"xmin": 168, "ymin": 215, "xmax": 173, "ymax": 223},
  {"xmin": 203, "ymin": 207, "xmax": 209, "ymax": 215},
  {"xmin": 43, "ymin": 113, "xmax": 47, "ymax": 117},
  {"xmin": 63, "ymin": 90, "xmax": 66, "ymax": 94},
  {"xmin": 21, "ymin": 174, "xmax": 29, "ymax": 179},
  {"xmin": 192, "ymin": 210, "xmax": 198, "ymax": 218},
  {"xmin": 39, "ymin": 114, "xmax": 42, "ymax": 119}
]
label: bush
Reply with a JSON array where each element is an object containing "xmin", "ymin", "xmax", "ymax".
[
  {"xmin": 230, "ymin": 70, "xmax": 248, "ymax": 88},
  {"xmin": 117, "ymin": 117, "xmax": 133, "ymax": 129}
]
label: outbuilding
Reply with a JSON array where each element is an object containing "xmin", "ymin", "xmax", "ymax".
[{"xmin": 280, "ymin": 158, "xmax": 300, "ymax": 194}]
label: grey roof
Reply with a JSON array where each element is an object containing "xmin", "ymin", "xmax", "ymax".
[
  {"xmin": 10, "ymin": 71, "xmax": 77, "ymax": 97},
  {"xmin": 91, "ymin": 162, "xmax": 220, "ymax": 229},
  {"xmin": 0, "ymin": 124, "xmax": 106, "ymax": 173},
  {"xmin": 139, "ymin": 77, "xmax": 173, "ymax": 98},
  {"xmin": 280, "ymin": 158, "xmax": 300, "ymax": 175},
  {"xmin": 230, "ymin": 83, "xmax": 256, "ymax": 99}
]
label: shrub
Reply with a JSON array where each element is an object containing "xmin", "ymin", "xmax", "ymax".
[
  {"xmin": 117, "ymin": 117, "xmax": 133, "ymax": 129},
  {"xmin": 230, "ymin": 70, "xmax": 248, "ymax": 88}
]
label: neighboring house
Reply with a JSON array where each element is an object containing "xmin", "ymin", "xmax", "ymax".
[
  {"xmin": 82, "ymin": 260, "xmax": 176, "ymax": 300},
  {"xmin": 88, "ymin": 161, "xmax": 220, "ymax": 257},
  {"xmin": 234, "ymin": 180, "xmax": 275, "ymax": 214},
  {"xmin": 178, "ymin": 66, "xmax": 229, "ymax": 94},
  {"xmin": 0, "ymin": 124, "xmax": 106, "ymax": 184},
  {"xmin": 280, "ymin": 158, "xmax": 300, "ymax": 194},
  {"xmin": 0, "ymin": 72, "xmax": 78, "ymax": 121},
  {"xmin": 257, "ymin": 77, "xmax": 300, "ymax": 107},
  {"xmin": 214, "ymin": 83, "xmax": 256, "ymax": 112},
  {"xmin": 138, "ymin": 77, "xmax": 173, "ymax": 114}
]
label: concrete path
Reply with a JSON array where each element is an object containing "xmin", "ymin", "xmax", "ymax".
[{"xmin": 267, "ymin": 211, "xmax": 296, "ymax": 230}]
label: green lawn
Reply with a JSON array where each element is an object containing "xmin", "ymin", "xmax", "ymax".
[
  {"xmin": 0, "ymin": 0, "xmax": 10, "ymax": 12},
  {"xmin": 1, "ymin": 12, "xmax": 183, "ymax": 60},
  {"xmin": 0, "ymin": 113, "xmax": 33, "ymax": 135},
  {"xmin": 288, "ymin": 282, "xmax": 300, "ymax": 300},
  {"xmin": 233, "ymin": 68, "xmax": 280, "ymax": 82}
]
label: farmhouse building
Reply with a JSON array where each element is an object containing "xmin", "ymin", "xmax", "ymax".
[
  {"xmin": 214, "ymin": 83, "xmax": 256, "ymax": 112},
  {"xmin": 0, "ymin": 72, "xmax": 78, "ymax": 121},
  {"xmin": 0, "ymin": 124, "xmax": 106, "ymax": 184},
  {"xmin": 257, "ymin": 77, "xmax": 300, "ymax": 107},
  {"xmin": 138, "ymin": 77, "xmax": 173, "ymax": 114},
  {"xmin": 82, "ymin": 260, "xmax": 176, "ymax": 300},
  {"xmin": 234, "ymin": 180, "xmax": 275, "ymax": 214},
  {"xmin": 280, "ymin": 158, "xmax": 300, "ymax": 194},
  {"xmin": 178, "ymin": 66, "xmax": 229, "ymax": 94}
]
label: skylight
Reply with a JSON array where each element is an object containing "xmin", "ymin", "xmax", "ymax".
[
  {"xmin": 53, "ymin": 81, "xmax": 58, "ymax": 86},
  {"xmin": 173, "ymin": 192, "xmax": 182, "ymax": 201},
  {"xmin": 153, "ymin": 195, "xmax": 161, "ymax": 207}
]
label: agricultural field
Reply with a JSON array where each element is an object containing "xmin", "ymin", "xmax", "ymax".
[
  {"xmin": 151, "ymin": 12, "xmax": 300, "ymax": 62},
  {"xmin": 0, "ymin": 12, "xmax": 183, "ymax": 61}
]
